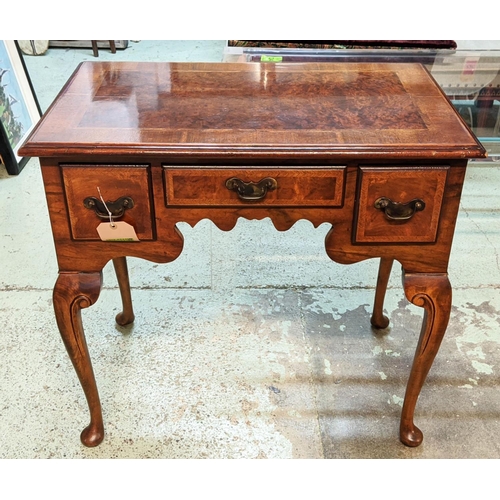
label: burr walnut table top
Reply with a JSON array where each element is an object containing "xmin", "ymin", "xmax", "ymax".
[{"xmin": 20, "ymin": 61, "xmax": 485, "ymax": 159}]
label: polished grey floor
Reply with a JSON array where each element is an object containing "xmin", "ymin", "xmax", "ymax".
[{"xmin": 1, "ymin": 41, "xmax": 500, "ymax": 458}]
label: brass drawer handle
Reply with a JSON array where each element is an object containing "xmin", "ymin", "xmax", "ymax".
[
  {"xmin": 374, "ymin": 197, "xmax": 425, "ymax": 221},
  {"xmin": 225, "ymin": 177, "xmax": 277, "ymax": 201},
  {"xmin": 83, "ymin": 195, "xmax": 135, "ymax": 220}
]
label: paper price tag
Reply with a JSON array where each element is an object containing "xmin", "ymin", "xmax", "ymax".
[{"xmin": 97, "ymin": 221, "xmax": 139, "ymax": 242}]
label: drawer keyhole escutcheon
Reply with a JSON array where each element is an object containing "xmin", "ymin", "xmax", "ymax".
[
  {"xmin": 374, "ymin": 197, "xmax": 425, "ymax": 221},
  {"xmin": 225, "ymin": 177, "xmax": 278, "ymax": 201},
  {"xmin": 83, "ymin": 196, "xmax": 135, "ymax": 220}
]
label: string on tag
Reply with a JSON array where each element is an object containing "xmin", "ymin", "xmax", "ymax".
[{"xmin": 97, "ymin": 186, "xmax": 116, "ymax": 228}]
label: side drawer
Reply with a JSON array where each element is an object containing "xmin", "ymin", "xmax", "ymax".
[
  {"xmin": 355, "ymin": 166, "xmax": 449, "ymax": 243},
  {"xmin": 163, "ymin": 167, "xmax": 346, "ymax": 207},
  {"xmin": 61, "ymin": 164, "xmax": 154, "ymax": 241}
]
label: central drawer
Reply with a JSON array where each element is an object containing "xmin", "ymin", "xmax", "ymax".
[{"xmin": 162, "ymin": 167, "xmax": 346, "ymax": 207}]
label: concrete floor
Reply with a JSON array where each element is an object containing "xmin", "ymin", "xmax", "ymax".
[{"xmin": 2, "ymin": 41, "xmax": 500, "ymax": 459}]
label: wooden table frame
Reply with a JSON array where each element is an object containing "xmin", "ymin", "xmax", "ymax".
[{"xmin": 20, "ymin": 61, "xmax": 486, "ymax": 448}]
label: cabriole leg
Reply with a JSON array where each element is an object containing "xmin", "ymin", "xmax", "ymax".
[
  {"xmin": 53, "ymin": 272, "xmax": 104, "ymax": 447},
  {"xmin": 112, "ymin": 257, "xmax": 135, "ymax": 326},
  {"xmin": 400, "ymin": 272, "xmax": 452, "ymax": 447},
  {"xmin": 371, "ymin": 257, "xmax": 394, "ymax": 329}
]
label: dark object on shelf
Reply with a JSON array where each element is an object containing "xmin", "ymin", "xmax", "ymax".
[
  {"xmin": 231, "ymin": 40, "xmax": 457, "ymax": 65},
  {"xmin": 228, "ymin": 40, "xmax": 457, "ymax": 49}
]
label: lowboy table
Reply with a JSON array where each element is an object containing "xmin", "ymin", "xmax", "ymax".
[{"xmin": 20, "ymin": 61, "xmax": 486, "ymax": 448}]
